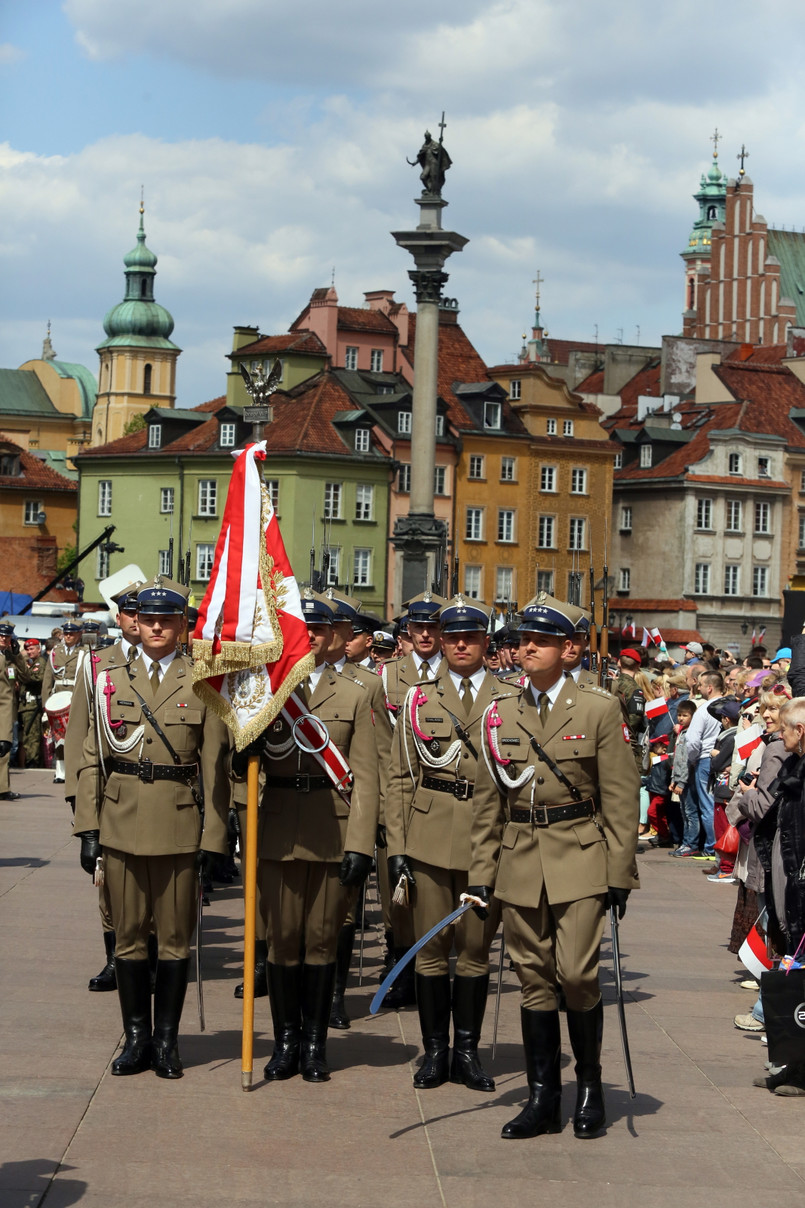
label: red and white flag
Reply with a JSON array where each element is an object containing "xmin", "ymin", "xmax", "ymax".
[
  {"xmin": 622, "ymin": 620, "xmax": 636, "ymax": 638},
  {"xmin": 751, "ymin": 626, "xmax": 767, "ymax": 648},
  {"xmin": 641, "ymin": 627, "xmax": 651, "ymax": 647},
  {"xmin": 739, "ymin": 923, "xmax": 774, "ymax": 980},
  {"xmin": 645, "ymin": 696, "xmax": 669, "ymax": 719},
  {"xmin": 192, "ymin": 441, "xmax": 314, "ymax": 749},
  {"xmin": 736, "ymin": 723, "xmax": 764, "ymax": 762}
]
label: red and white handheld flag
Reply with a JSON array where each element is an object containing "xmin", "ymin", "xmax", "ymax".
[
  {"xmin": 736, "ymin": 723, "xmax": 764, "ymax": 762},
  {"xmin": 645, "ymin": 696, "xmax": 669, "ymax": 719},
  {"xmin": 192, "ymin": 441, "xmax": 314, "ymax": 749},
  {"xmin": 739, "ymin": 923, "xmax": 774, "ymax": 980}
]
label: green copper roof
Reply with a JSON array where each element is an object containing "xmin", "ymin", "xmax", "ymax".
[
  {"xmin": 767, "ymin": 229, "xmax": 805, "ymax": 326},
  {"xmin": 682, "ymin": 155, "xmax": 726, "ymax": 260},
  {"xmin": 48, "ymin": 360, "xmax": 97, "ymax": 419},
  {"xmin": 97, "ymin": 205, "xmax": 179, "ymax": 352}
]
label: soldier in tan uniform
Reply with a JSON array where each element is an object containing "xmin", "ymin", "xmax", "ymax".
[
  {"xmin": 256, "ymin": 590, "xmax": 380, "ymax": 1083},
  {"xmin": 560, "ymin": 602, "xmax": 598, "ymax": 687},
  {"xmin": 73, "ymin": 578, "xmax": 230, "ymax": 1079},
  {"xmin": 386, "ymin": 596, "xmax": 515, "ymax": 1092},
  {"xmin": 43, "ymin": 619, "xmax": 87, "ymax": 783},
  {"xmin": 468, "ymin": 595, "xmax": 640, "ymax": 1140},
  {"xmin": 19, "ymin": 638, "xmax": 48, "ymax": 768},
  {"xmin": 0, "ymin": 622, "xmax": 25, "ymax": 799},
  {"xmin": 64, "ymin": 581, "xmax": 143, "ymax": 992}
]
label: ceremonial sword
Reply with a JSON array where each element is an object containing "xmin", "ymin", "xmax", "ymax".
[
  {"xmin": 610, "ymin": 904, "xmax": 635, "ymax": 1097},
  {"xmin": 196, "ymin": 863, "xmax": 206, "ymax": 1032}
]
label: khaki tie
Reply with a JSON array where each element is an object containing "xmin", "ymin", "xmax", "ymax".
[
  {"xmin": 538, "ymin": 692, "xmax": 550, "ymax": 726},
  {"xmin": 149, "ymin": 661, "xmax": 161, "ymax": 697},
  {"xmin": 422, "ymin": 661, "xmax": 433, "ymax": 680},
  {"xmin": 460, "ymin": 677, "xmax": 473, "ymax": 715}
]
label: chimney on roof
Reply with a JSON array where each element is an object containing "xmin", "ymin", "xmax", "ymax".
[{"xmin": 364, "ymin": 290, "xmax": 395, "ymax": 312}]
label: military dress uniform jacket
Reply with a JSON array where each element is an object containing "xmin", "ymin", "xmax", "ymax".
[
  {"xmin": 385, "ymin": 668, "xmax": 517, "ymax": 873},
  {"xmin": 258, "ymin": 666, "xmax": 379, "ymax": 864},
  {"xmin": 64, "ymin": 641, "xmax": 130, "ymax": 800},
  {"xmin": 73, "ymin": 654, "xmax": 230, "ymax": 857},
  {"xmin": 340, "ymin": 661, "xmax": 392, "ymax": 818},
  {"xmin": 42, "ymin": 643, "xmax": 87, "ymax": 706},
  {"xmin": 469, "ymin": 678, "xmax": 640, "ymax": 909},
  {"xmin": 0, "ymin": 650, "xmax": 17, "ymax": 743},
  {"xmin": 381, "ymin": 653, "xmax": 436, "ymax": 719}
]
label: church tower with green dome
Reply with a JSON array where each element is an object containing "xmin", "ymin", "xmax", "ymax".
[
  {"xmin": 681, "ymin": 136, "xmax": 726, "ymax": 336},
  {"xmin": 92, "ymin": 202, "xmax": 181, "ymax": 446}
]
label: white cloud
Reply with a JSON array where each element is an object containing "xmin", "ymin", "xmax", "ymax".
[{"xmin": 0, "ymin": 42, "xmax": 25, "ymax": 65}]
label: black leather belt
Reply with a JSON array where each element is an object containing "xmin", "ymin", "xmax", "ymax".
[
  {"xmin": 509, "ymin": 797, "xmax": 595, "ymax": 827},
  {"xmin": 422, "ymin": 775, "xmax": 474, "ymax": 800},
  {"xmin": 111, "ymin": 758, "xmax": 198, "ymax": 784},
  {"xmin": 265, "ymin": 774, "xmax": 331, "ymax": 793}
]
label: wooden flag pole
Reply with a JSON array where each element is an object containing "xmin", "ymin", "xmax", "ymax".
[{"xmin": 241, "ymin": 752, "xmax": 260, "ymax": 1090}]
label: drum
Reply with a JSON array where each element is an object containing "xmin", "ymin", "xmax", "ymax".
[{"xmin": 44, "ymin": 691, "xmax": 72, "ymax": 744}]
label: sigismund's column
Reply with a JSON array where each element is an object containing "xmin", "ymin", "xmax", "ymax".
[{"xmin": 391, "ymin": 122, "xmax": 468, "ymax": 604}]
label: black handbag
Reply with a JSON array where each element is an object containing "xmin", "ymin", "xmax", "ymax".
[{"xmin": 760, "ymin": 968, "xmax": 805, "ymax": 1065}]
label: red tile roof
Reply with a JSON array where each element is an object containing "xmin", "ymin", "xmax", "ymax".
[
  {"xmin": 575, "ymin": 368, "xmax": 604, "ymax": 393},
  {"xmin": 265, "ymin": 370, "xmax": 387, "ymax": 457},
  {"xmin": 232, "ymin": 331, "xmax": 328, "ymax": 358},
  {"xmin": 0, "ymin": 439, "xmax": 78, "ymax": 491},
  {"xmin": 336, "ymin": 307, "xmax": 398, "ymax": 335},
  {"xmin": 544, "ymin": 338, "xmax": 601, "ymax": 366},
  {"xmin": 77, "ymin": 398, "xmax": 226, "ymax": 458}
]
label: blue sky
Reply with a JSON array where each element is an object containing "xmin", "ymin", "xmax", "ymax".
[{"xmin": 2, "ymin": 1, "xmax": 805, "ymax": 406}]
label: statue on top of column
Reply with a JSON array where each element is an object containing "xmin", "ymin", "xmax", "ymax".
[{"xmin": 409, "ymin": 117, "xmax": 451, "ymax": 197}]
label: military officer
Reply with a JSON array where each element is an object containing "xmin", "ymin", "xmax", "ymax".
[
  {"xmin": 559, "ymin": 601, "xmax": 598, "ymax": 687},
  {"xmin": 0, "ymin": 622, "xmax": 26, "ymax": 799},
  {"xmin": 73, "ymin": 577, "xmax": 230, "ymax": 1079},
  {"xmin": 385, "ymin": 595, "xmax": 515, "ymax": 1092},
  {"xmin": 64, "ymin": 580, "xmax": 144, "ymax": 992},
  {"xmin": 19, "ymin": 639, "xmax": 48, "ymax": 768},
  {"xmin": 345, "ymin": 611, "xmax": 383, "ymax": 671},
  {"xmin": 256, "ymin": 589, "xmax": 379, "ymax": 1083},
  {"xmin": 467, "ymin": 594, "xmax": 640, "ymax": 1139},
  {"xmin": 380, "ymin": 592, "xmax": 447, "ymax": 720},
  {"xmin": 42, "ymin": 619, "xmax": 87, "ymax": 783}
]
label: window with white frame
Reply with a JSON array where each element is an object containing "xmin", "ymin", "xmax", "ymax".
[
  {"xmin": 569, "ymin": 517, "xmax": 586, "ymax": 550},
  {"xmin": 355, "ymin": 484, "xmax": 374, "ymax": 521},
  {"xmin": 614, "ymin": 450, "xmax": 623, "ymax": 470},
  {"xmin": 354, "ymin": 428, "xmax": 370, "ymax": 453},
  {"xmin": 435, "ymin": 414, "xmax": 445, "ymax": 437},
  {"xmin": 324, "ymin": 482, "xmax": 343, "ymax": 519},
  {"xmin": 353, "ymin": 548, "xmax": 372, "ymax": 587},
  {"xmin": 196, "ymin": 544, "xmax": 215, "ymax": 581},
  {"xmin": 620, "ymin": 505, "xmax": 632, "ymax": 532},
  {"xmin": 800, "ymin": 470, "xmax": 805, "ymax": 493},
  {"xmin": 398, "ymin": 411, "xmax": 412, "ymax": 435},
  {"xmin": 618, "ymin": 568, "xmax": 631, "ymax": 593},
  {"xmin": 498, "ymin": 509, "xmax": 515, "ymax": 543},
  {"xmin": 345, "ymin": 346, "xmax": 358, "ymax": 371},
  {"xmin": 219, "ymin": 422, "xmax": 236, "ymax": 448},
  {"xmin": 639, "ymin": 444, "xmax": 652, "ymax": 468},
  {"xmin": 563, "ymin": 419, "xmax": 574, "ymax": 437},
  {"xmin": 464, "ymin": 566, "xmax": 482, "ymax": 599},
  {"xmin": 724, "ymin": 565, "xmax": 740, "ymax": 595},
  {"xmin": 546, "ymin": 418, "xmax": 557, "ymax": 436},
  {"xmin": 370, "ymin": 349, "xmax": 383, "ymax": 372},
  {"xmin": 753, "ymin": 566, "xmax": 768, "ymax": 597},
  {"xmin": 696, "ymin": 498, "xmax": 713, "ymax": 530},
  {"xmin": 158, "ymin": 549, "xmax": 171, "ymax": 576},
  {"xmin": 754, "ymin": 501, "xmax": 770, "ymax": 534},
  {"xmin": 160, "ymin": 487, "xmax": 174, "ymax": 514},
  {"xmin": 538, "ymin": 515, "xmax": 555, "ymax": 548},
  {"xmin": 265, "ymin": 479, "xmax": 279, "ymax": 511},
  {"xmin": 148, "ymin": 423, "xmax": 162, "ymax": 449},
  {"xmin": 500, "ymin": 456, "xmax": 516, "ymax": 482},
  {"xmin": 98, "ymin": 480, "xmax": 112, "ymax": 516},
  {"xmin": 758, "ymin": 456, "xmax": 770, "ymax": 478},
  {"xmin": 728, "ymin": 452, "xmax": 742, "ymax": 474},
  {"xmin": 97, "ymin": 546, "xmax": 110, "ymax": 579},
  {"xmin": 726, "ymin": 499, "xmax": 742, "ymax": 531},
  {"xmin": 324, "ymin": 546, "xmax": 340, "ymax": 586},
  {"xmin": 434, "ymin": 466, "xmax": 447, "ymax": 496},
  {"xmin": 495, "ymin": 567, "xmax": 514, "ymax": 601},
  {"xmin": 536, "ymin": 570, "xmax": 554, "ymax": 594},
  {"xmin": 466, "ymin": 507, "xmax": 484, "ymax": 541},
  {"xmin": 23, "ymin": 500, "xmax": 43, "ymax": 525},
  {"xmin": 484, "ymin": 401, "xmax": 502, "ymax": 429},
  {"xmin": 510, "ymin": 380, "xmax": 521, "ymax": 400},
  {"xmin": 397, "ymin": 464, "xmax": 411, "ymax": 493},
  {"xmin": 799, "ymin": 514, "xmax": 805, "ymax": 550},
  {"xmin": 540, "ymin": 465, "xmax": 557, "ymax": 492},
  {"xmin": 570, "ymin": 467, "xmax": 587, "ymax": 494},
  {"xmin": 694, "ymin": 562, "xmax": 710, "ymax": 594},
  {"xmin": 198, "ymin": 479, "xmax": 217, "ymax": 516},
  {"xmin": 469, "ymin": 454, "xmax": 485, "ymax": 479}
]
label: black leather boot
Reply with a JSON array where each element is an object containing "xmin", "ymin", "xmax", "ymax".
[
  {"xmin": 235, "ymin": 938, "xmax": 269, "ymax": 999},
  {"xmin": 381, "ymin": 930, "xmax": 396, "ymax": 976},
  {"xmin": 413, "ymin": 973, "xmax": 451, "ymax": 1089},
  {"xmin": 88, "ymin": 930, "xmax": 117, "ymax": 992},
  {"xmin": 501, "ymin": 1008, "xmax": 563, "ymax": 1138},
  {"xmin": 383, "ymin": 949, "xmax": 417, "ymax": 1008},
  {"xmin": 151, "ymin": 958, "xmax": 190, "ymax": 1079},
  {"xmin": 329, "ymin": 923, "xmax": 356, "ymax": 1030},
  {"xmin": 148, "ymin": 932, "xmax": 158, "ymax": 993},
  {"xmin": 300, "ymin": 963, "xmax": 337, "ymax": 1082},
  {"xmin": 111, "ymin": 958, "xmax": 152, "ymax": 1076},
  {"xmin": 264, "ymin": 963, "xmax": 302, "ymax": 1081},
  {"xmin": 450, "ymin": 973, "xmax": 495, "ymax": 1092},
  {"xmin": 566, "ymin": 999, "xmax": 606, "ymax": 1137}
]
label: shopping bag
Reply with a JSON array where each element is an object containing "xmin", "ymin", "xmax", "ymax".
[
  {"xmin": 715, "ymin": 823, "xmax": 740, "ymax": 855},
  {"xmin": 760, "ymin": 968, "xmax": 805, "ymax": 1065}
]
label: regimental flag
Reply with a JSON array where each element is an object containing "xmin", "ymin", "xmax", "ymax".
[
  {"xmin": 192, "ymin": 441, "xmax": 314, "ymax": 749},
  {"xmin": 645, "ymin": 695, "xmax": 669, "ymax": 719},
  {"xmin": 622, "ymin": 620, "xmax": 636, "ymax": 638},
  {"xmin": 736, "ymin": 723, "xmax": 764, "ymax": 762},
  {"xmin": 739, "ymin": 922, "xmax": 774, "ymax": 980}
]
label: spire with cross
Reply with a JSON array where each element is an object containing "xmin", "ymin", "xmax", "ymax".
[
  {"xmin": 710, "ymin": 127, "xmax": 721, "ymax": 159},
  {"xmin": 737, "ymin": 143, "xmax": 749, "ymax": 176}
]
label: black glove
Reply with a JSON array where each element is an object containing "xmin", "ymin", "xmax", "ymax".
[
  {"xmin": 196, "ymin": 850, "xmax": 216, "ymax": 879},
  {"xmin": 0, "ymin": 740, "xmax": 11, "ymax": 759},
  {"xmin": 79, "ymin": 831, "xmax": 101, "ymax": 876},
  {"xmin": 606, "ymin": 886, "xmax": 630, "ymax": 920},
  {"xmin": 466, "ymin": 884, "xmax": 493, "ymax": 920},
  {"xmin": 388, "ymin": 853, "xmax": 416, "ymax": 889},
  {"xmin": 375, "ymin": 822, "xmax": 387, "ymax": 850},
  {"xmin": 231, "ymin": 738, "xmax": 264, "ymax": 779},
  {"xmin": 10, "ymin": 638, "xmax": 19, "ymax": 656},
  {"xmin": 339, "ymin": 850, "xmax": 373, "ymax": 888}
]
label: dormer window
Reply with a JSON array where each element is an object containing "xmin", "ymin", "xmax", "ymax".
[
  {"xmin": 398, "ymin": 411, "xmax": 412, "ymax": 435},
  {"xmin": 355, "ymin": 428, "xmax": 370, "ymax": 453},
  {"xmin": 220, "ymin": 422, "xmax": 236, "ymax": 448},
  {"xmin": 148, "ymin": 423, "xmax": 162, "ymax": 449},
  {"xmin": 484, "ymin": 401, "xmax": 502, "ymax": 430},
  {"xmin": 0, "ymin": 452, "xmax": 21, "ymax": 476},
  {"xmin": 435, "ymin": 414, "xmax": 445, "ymax": 437},
  {"xmin": 639, "ymin": 444, "xmax": 652, "ymax": 468}
]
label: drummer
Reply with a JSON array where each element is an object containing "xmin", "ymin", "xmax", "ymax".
[{"xmin": 42, "ymin": 620, "xmax": 86, "ymax": 784}]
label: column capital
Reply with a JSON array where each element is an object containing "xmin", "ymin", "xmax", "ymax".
[{"xmin": 408, "ymin": 269, "xmax": 450, "ymax": 306}]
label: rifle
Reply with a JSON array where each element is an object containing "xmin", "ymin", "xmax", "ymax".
[
  {"xmin": 588, "ymin": 539, "xmax": 599, "ymax": 672},
  {"xmin": 599, "ymin": 521, "xmax": 610, "ymax": 687}
]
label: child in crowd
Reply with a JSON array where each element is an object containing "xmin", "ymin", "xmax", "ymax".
[
  {"xmin": 669, "ymin": 699, "xmax": 699, "ymax": 856},
  {"xmin": 647, "ymin": 733, "xmax": 675, "ymax": 847}
]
